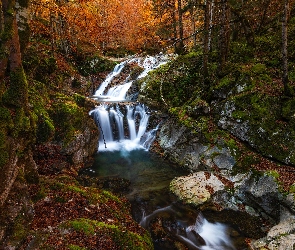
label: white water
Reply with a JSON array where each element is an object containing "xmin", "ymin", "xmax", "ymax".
[
  {"xmin": 188, "ymin": 213, "xmax": 236, "ymax": 250},
  {"xmin": 90, "ymin": 54, "xmax": 169, "ymax": 151},
  {"xmin": 140, "ymin": 207, "xmax": 235, "ymax": 250}
]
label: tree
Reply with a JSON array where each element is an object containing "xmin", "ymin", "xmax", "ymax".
[
  {"xmin": 203, "ymin": 0, "xmax": 210, "ymax": 84},
  {"xmin": 282, "ymin": 0, "xmax": 292, "ymax": 96},
  {"xmin": 219, "ymin": 0, "xmax": 230, "ymax": 71}
]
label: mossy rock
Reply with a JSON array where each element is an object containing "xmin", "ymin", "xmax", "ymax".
[
  {"xmin": 49, "ymin": 93, "xmax": 85, "ymax": 144},
  {"xmin": 140, "ymin": 52, "xmax": 204, "ymax": 109},
  {"xmin": 218, "ymin": 92, "xmax": 295, "ymax": 165}
]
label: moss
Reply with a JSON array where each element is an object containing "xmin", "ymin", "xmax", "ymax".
[
  {"xmin": 73, "ymin": 93, "xmax": 86, "ymax": 107},
  {"xmin": 10, "ymin": 211, "xmax": 30, "ymax": 245},
  {"xmin": 49, "ymin": 94, "xmax": 85, "ymax": 144},
  {"xmin": 264, "ymin": 170, "xmax": 280, "ymax": 180},
  {"xmin": 67, "ymin": 218, "xmax": 96, "ymax": 235},
  {"xmin": 142, "ymin": 52, "xmax": 203, "ymax": 108},
  {"xmin": 100, "ymin": 190, "xmax": 121, "ymax": 203},
  {"xmin": 76, "ymin": 55, "xmax": 116, "ymax": 76},
  {"xmin": 29, "ymin": 81, "xmax": 55, "ymax": 143},
  {"xmin": 18, "ymin": 22, "xmax": 30, "ymax": 53},
  {"xmin": 130, "ymin": 65, "xmax": 144, "ymax": 79},
  {"xmin": 63, "ymin": 219, "xmax": 153, "ymax": 249},
  {"xmin": 3, "ymin": 67, "xmax": 28, "ymax": 107},
  {"xmin": 0, "ymin": 148, "xmax": 9, "ymax": 169},
  {"xmin": 282, "ymin": 98, "xmax": 295, "ymax": 122},
  {"xmin": 11, "ymin": 107, "xmax": 34, "ymax": 139},
  {"xmin": 289, "ymin": 183, "xmax": 295, "ymax": 193},
  {"xmin": 68, "ymin": 245, "xmax": 88, "ymax": 250}
]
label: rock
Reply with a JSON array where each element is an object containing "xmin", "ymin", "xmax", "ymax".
[
  {"xmin": 170, "ymin": 172, "xmax": 225, "ymax": 205},
  {"xmin": 236, "ymin": 174, "xmax": 282, "ymax": 220},
  {"xmin": 251, "ymin": 207, "xmax": 295, "ymax": 250},
  {"xmin": 62, "ymin": 126, "xmax": 98, "ymax": 165}
]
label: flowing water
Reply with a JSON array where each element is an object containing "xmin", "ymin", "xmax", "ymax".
[{"xmin": 85, "ymin": 55, "xmax": 248, "ymax": 249}]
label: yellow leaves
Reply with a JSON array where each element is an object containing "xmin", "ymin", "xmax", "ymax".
[{"xmin": 30, "ymin": 0, "xmax": 162, "ymax": 53}]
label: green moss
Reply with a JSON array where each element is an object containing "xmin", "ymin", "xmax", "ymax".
[
  {"xmin": 289, "ymin": 183, "xmax": 295, "ymax": 193},
  {"xmin": 18, "ymin": 22, "xmax": 30, "ymax": 52},
  {"xmin": 68, "ymin": 245, "xmax": 88, "ymax": 250},
  {"xmin": 10, "ymin": 212, "xmax": 29, "ymax": 244},
  {"xmin": 142, "ymin": 52, "xmax": 203, "ymax": 108},
  {"xmin": 101, "ymin": 190, "xmax": 121, "ymax": 203},
  {"xmin": 3, "ymin": 67, "xmax": 28, "ymax": 107},
  {"xmin": 29, "ymin": 81, "xmax": 55, "ymax": 143},
  {"xmin": 67, "ymin": 218, "xmax": 95, "ymax": 235},
  {"xmin": 49, "ymin": 94, "xmax": 85, "ymax": 144},
  {"xmin": 282, "ymin": 98, "xmax": 295, "ymax": 122},
  {"xmin": 63, "ymin": 219, "xmax": 153, "ymax": 249},
  {"xmin": 73, "ymin": 93, "xmax": 86, "ymax": 107},
  {"xmin": 264, "ymin": 170, "xmax": 280, "ymax": 180},
  {"xmin": 77, "ymin": 55, "xmax": 116, "ymax": 77},
  {"xmin": 0, "ymin": 148, "xmax": 9, "ymax": 169}
]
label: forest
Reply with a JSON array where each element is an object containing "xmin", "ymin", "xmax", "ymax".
[{"xmin": 1, "ymin": 0, "xmax": 295, "ymax": 249}]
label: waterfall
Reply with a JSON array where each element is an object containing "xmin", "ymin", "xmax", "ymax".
[{"xmin": 90, "ymin": 54, "xmax": 171, "ymax": 151}]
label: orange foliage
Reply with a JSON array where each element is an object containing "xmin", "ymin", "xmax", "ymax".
[{"xmin": 29, "ymin": 0, "xmax": 161, "ymax": 54}]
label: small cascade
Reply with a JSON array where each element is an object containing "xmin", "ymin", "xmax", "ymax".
[
  {"xmin": 186, "ymin": 213, "xmax": 236, "ymax": 250},
  {"xmin": 94, "ymin": 61, "xmax": 126, "ymax": 98},
  {"xmin": 90, "ymin": 54, "xmax": 171, "ymax": 151},
  {"xmin": 140, "ymin": 207, "xmax": 236, "ymax": 250}
]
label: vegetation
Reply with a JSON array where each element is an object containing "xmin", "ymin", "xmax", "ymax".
[{"xmin": 0, "ymin": 0, "xmax": 295, "ymax": 249}]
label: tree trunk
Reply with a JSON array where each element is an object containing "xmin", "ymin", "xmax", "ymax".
[
  {"xmin": 0, "ymin": 0, "xmax": 11, "ymax": 80},
  {"xmin": 219, "ymin": 0, "xmax": 230, "ymax": 71},
  {"xmin": 172, "ymin": 8, "xmax": 178, "ymax": 52},
  {"xmin": 203, "ymin": 0, "xmax": 210, "ymax": 84},
  {"xmin": 208, "ymin": 0, "xmax": 214, "ymax": 50},
  {"xmin": 189, "ymin": 4, "xmax": 196, "ymax": 48},
  {"xmin": 282, "ymin": 0, "xmax": 292, "ymax": 96},
  {"xmin": 177, "ymin": 0, "xmax": 185, "ymax": 53}
]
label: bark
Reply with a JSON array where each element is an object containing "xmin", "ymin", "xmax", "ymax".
[
  {"xmin": 219, "ymin": 0, "xmax": 230, "ymax": 70},
  {"xmin": 189, "ymin": 4, "xmax": 196, "ymax": 48},
  {"xmin": 0, "ymin": 0, "xmax": 11, "ymax": 80},
  {"xmin": 208, "ymin": 0, "xmax": 214, "ymax": 50},
  {"xmin": 177, "ymin": 0, "xmax": 185, "ymax": 53},
  {"xmin": 172, "ymin": 8, "xmax": 177, "ymax": 52},
  {"xmin": 203, "ymin": 0, "xmax": 210, "ymax": 84},
  {"xmin": 9, "ymin": 17, "xmax": 22, "ymax": 71},
  {"xmin": 282, "ymin": 0, "xmax": 292, "ymax": 96}
]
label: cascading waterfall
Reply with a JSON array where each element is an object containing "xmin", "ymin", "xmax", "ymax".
[
  {"xmin": 88, "ymin": 54, "xmax": 236, "ymax": 249},
  {"xmin": 90, "ymin": 54, "xmax": 170, "ymax": 151}
]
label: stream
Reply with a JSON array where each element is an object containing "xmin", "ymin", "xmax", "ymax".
[
  {"xmin": 84, "ymin": 54, "xmax": 251, "ymax": 249},
  {"xmin": 81, "ymin": 148, "xmax": 250, "ymax": 250}
]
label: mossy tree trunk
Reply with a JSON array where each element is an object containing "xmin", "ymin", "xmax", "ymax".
[{"xmin": 0, "ymin": 0, "xmax": 34, "ymax": 205}]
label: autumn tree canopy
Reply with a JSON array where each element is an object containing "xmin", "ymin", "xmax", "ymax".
[{"xmin": 28, "ymin": 0, "xmax": 294, "ymax": 57}]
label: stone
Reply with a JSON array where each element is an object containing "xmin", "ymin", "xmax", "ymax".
[{"xmin": 170, "ymin": 172, "xmax": 225, "ymax": 206}]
